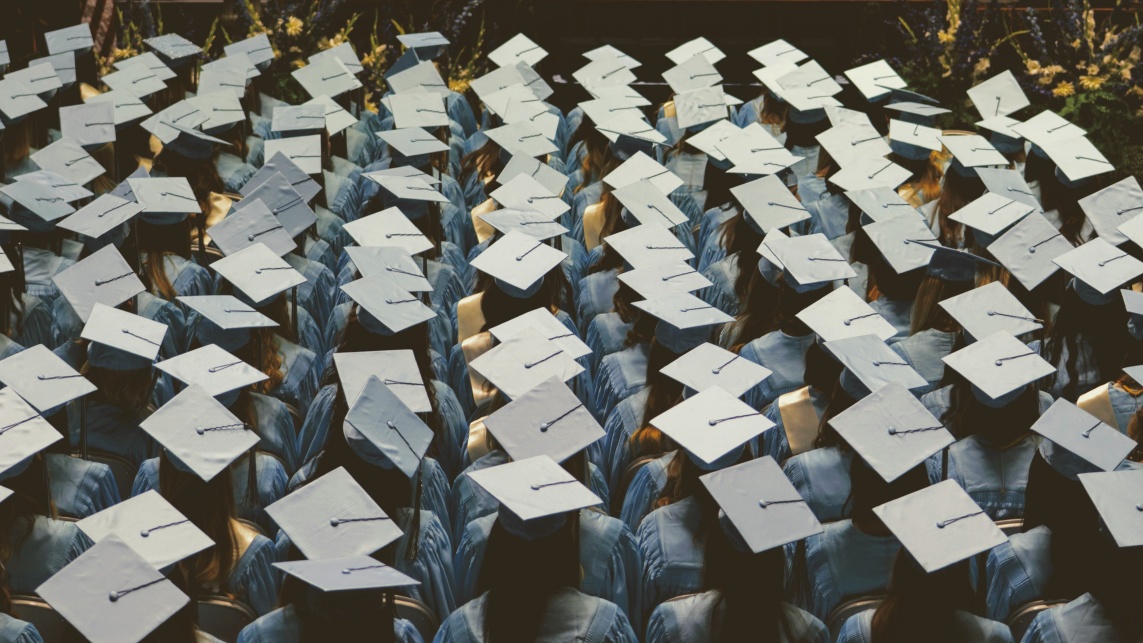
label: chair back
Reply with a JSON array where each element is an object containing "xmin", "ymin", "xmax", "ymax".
[
  {"xmin": 827, "ymin": 595, "xmax": 886, "ymax": 641},
  {"xmin": 612, "ymin": 452, "xmax": 666, "ymax": 515},
  {"xmin": 1007, "ymin": 599, "xmax": 1067, "ymax": 642},
  {"xmin": 11, "ymin": 595, "xmax": 79, "ymax": 642},
  {"xmin": 995, "ymin": 518, "xmax": 1024, "ymax": 536},
  {"xmin": 395, "ymin": 595, "xmax": 439, "ymax": 643},
  {"xmin": 197, "ymin": 595, "xmax": 258, "ymax": 643}
]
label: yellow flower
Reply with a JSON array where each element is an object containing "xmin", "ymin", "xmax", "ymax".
[
  {"xmin": 1079, "ymin": 75, "xmax": 1105, "ymax": 90},
  {"xmin": 1026, "ymin": 59, "xmax": 1042, "ymax": 74},
  {"xmin": 1071, "ymin": 39, "xmax": 1082, "ymax": 49},
  {"xmin": 290, "ymin": 58, "xmax": 306, "ymax": 70},
  {"xmin": 1052, "ymin": 81, "xmax": 1075, "ymax": 98},
  {"xmin": 1087, "ymin": 64, "xmax": 1100, "ymax": 75},
  {"xmin": 1122, "ymin": 66, "xmax": 1135, "ymax": 81},
  {"xmin": 937, "ymin": 30, "xmax": 955, "ymax": 44},
  {"xmin": 285, "ymin": 16, "xmax": 303, "ymax": 37},
  {"xmin": 974, "ymin": 57, "xmax": 991, "ymax": 76},
  {"xmin": 1042, "ymin": 65, "xmax": 1065, "ymax": 77}
]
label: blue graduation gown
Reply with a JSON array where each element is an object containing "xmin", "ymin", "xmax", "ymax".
[
  {"xmin": 985, "ymin": 525, "xmax": 1052, "ymax": 622},
  {"xmin": 21, "ymin": 247, "xmax": 72, "ymax": 305},
  {"xmin": 783, "ymin": 446, "xmax": 854, "ymax": 523},
  {"xmin": 433, "ymin": 588, "xmax": 638, "ymax": 643},
  {"xmin": 791, "ymin": 519, "xmax": 900, "ymax": 621},
  {"xmin": 282, "ymin": 253, "xmax": 337, "ymax": 339},
  {"xmin": 700, "ymin": 253, "xmax": 742, "ymax": 316},
  {"xmin": 46, "ymin": 453, "xmax": 121, "ymax": 520},
  {"xmin": 4, "ymin": 516, "xmax": 90, "ymax": 595},
  {"xmin": 620, "ymin": 451, "xmax": 674, "ymax": 533},
  {"xmin": 696, "ymin": 205, "xmax": 737, "ymax": 264},
  {"xmin": 837, "ymin": 609, "xmax": 1012, "ymax": 643},
  {"xmin": 925, "ymin": 434, "xmax": 1037, "ymax": 520},
  {"xmin": 216, "ymin": 152, "xmax": 257, "ymax": 194},
  {"xmin": 584, "ymin": 313, "xmax": 633, "ymax": 379},
  {"xmin": 154, "ymin": 253, "xmax": 215, "ymax": 299},
  {"xmin": 740, "ymin": 331, "xmax": 815, "ymax": 411},
  {"xmin": 647, "ymin": 593, "xmax": 829, "ymax": 643},
  {"xmin": 636, "ymin": 495, "xmax": 704, "ymax": 628},
  {"xmin": 13, "ymin": 293, "xmax": 53, "ymax": 350},
  {"xmin": 592, "ymin": 343, "xmax": 650, "ymax": 423},
  {"xmin": 1021, "ymin": 593, "xmax": 1123, "ymax": 643},
  {"xmin": 0, "ymin": 614, "xmax": 43, "ymax": 643},
  {"xmin": 890, "ymin": 329, "xmax": 957, "ymax": 395},
  {"xmin": 757, "ymin": 387, "xmax": 831, "ymax": 464},
  {"xmin": 67, "ymin": 399, "xmax": 156, "ymax": 470},
  {"xmin": 237, "ymin": 605, "xmax": 423, "ymax": 643},
  {"xmin": 869, "ymin": 296, "xmax": 912, "ymax": 344},
  {"xmin": 452, "ymin": 509, "xmax": 642, "ymax": 617},
  {"xmin": 227, "ymin": 532, "xmax": 281, "ymax": 616},
  {"xmin": 603, "ymin": 388, "xmax": 649, "ymax": 493},
  {"xmin": 575, "ymin": 269, "xmax": 620, "ymax": 335},
  {"xmin": 268, "ymin": 335, "xmax": 320, "ymax": 411}
]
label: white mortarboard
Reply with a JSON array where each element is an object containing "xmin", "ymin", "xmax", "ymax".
[
  {"xmin": 1078, "ymin": 469, "xmax": 1143, "ymax": 548},
  {"xmin": 829, "ymin": 381, "xmax": 953, "ymax": 481},
  {"xmin": 16, "ymin": 170, "xmax": 92, "ymax": 204},
  {"xmin": 85, "ymin": 90, "xmax": 151, "ymax": 127},
  {"xmin": 662, "ymin": 54, "xmax": 722, "ymax": 94},
  {"xmin": 1042, "ymin": 136, "xmax": 1115, "ymax": 182},
  {"xmin": 212, "ymin": 242, "xmax": 306, "ymax": 305},
  {"xmin": 388, "ymin": 92, "xmax": 449, "ymax": 129},
  {"xmin": 483, "ymin": 83, "xmax": 549, "ymax": 123},
  {"xmin": 1083, "ymin": 177, "xmax": 1143, "ymax": 246},
  {"xmin": 730, "ymin": 175, "xmax": 810, "ymax": 233},
  {"xmin": 156, "ymin": 345, "xmax": 267, "ymax": 397},
  {"xmin": 885, "ymin": 101, "xmax": 950, "ymax": 123},
  {"xmin": 0, "ymin": 180, "xmax": 74, "ymax": 227},
  {"xmin": 797, "ymin": 286, "xmax": 897, "ymax": 342},
  {"xmin": 76, "ymin": 490, "xmax": 213, "ymax": 569},
  {"xmin": 497, "ymin": 154, "xmax": 568, "ymax": 197},
  {"xmin": 263, "ymin": 135, "xmax": 322, "ymax": 175},
  {"xmin": 0, "ymin": 41, "xmax": 7, "ymax": 68},
  {"xmin": 665, "ymin": 37, "xmax": 725, "ymax": 65},
  {"xmin": 234, "ymin": 171, "xmax": 317, "ymax": 237},
  {"xmin": 986, "ymin": 212, "xmax": 1071, "ymax": 290},
  {"xmin": 824, "ymin": 333, "xmax": 928, "ymax": 394},
  {"xmin": 1032, "ymin": 398, "xmax": 1137, "ymax": 473},
  {"xmin": 304, "ymin": 95, "xmax": 357, "ymax": 136},
  {"xmin": 942, "ymin": 330, "xmax": 1054, "ymax": 401},
  {"xmin": 343, "ymin": 246, "xmax": 431, "ymax": 291},
  {"xmin": 825, "ymin": 105, "xmax": 874, "ymax": 129},
  {"xmin": 939, "ymin": 281, "xmax": 1042, "ymax": 341},
  {"xmin": 138, "ymin": 386, "xmax": 257, "ymax": 479},
  {"xmin": 113, "ymin": 52, "xmax": 176, "ymax": 81},
  {"xmin": 700, "ymin": 456, "xmax": 823, "ymax": 553},
  {"xmin": 187, "ymin": 90, "xmax": 246, "ymax": 133},
  {"xmin": 309, "ymin": 43, "xmax": 364, "ymax": 76},
  {"xmin": 613, "ymin": 179, "xmax": 688, "ymax": 228},
  {"xmin": 685, "ymin": 119, "xmax": 741, "ymax": 161},
  {"xmin": 748, "ymin": 39, "xmax": 808, "ymax": 66},
  {"xmin": 489, "ymin": 34, "xmax": 548, "ymax": 68},
  {"xmin": 490, "ymin": 174, "xmax": 569, "ymax": 219},
  {"xmin": 6, "ymin": 65, "xmax": 62, "ymax": 98},
  {"xmin": 603, "ymin": 151, "xmax": 683, "ymax": 194},
  {"xmin": 830, "ymin": 157, "xmax": 913, "ymax": 192},
  {"xmin": 31, "ymin": 136, "xmax": 104, "ymax": 185},
  {"xmin": 603, "ymin": 223, "xmax": 694, "ymax": 269},
  {"xmin": 1009, "ymin": 110, "xmax": 1086, "ymax": 149},
  {"xmin": 340, "ymin": 274, "xmax": 436, "ymax": 334},
  {"xmin": 343, "ymin": 376, "xmax": 433, "ymax": 478},
  {"xmin": 32, "ymin": 53, "xmax": 78, "ymax": 89},
  {"xmin": 632, "ymin": 291, "xmax": 734, "ymax": 333},
  {"xmin": 397, "ymin": 31, "xmax": 450, "ymax": 59},
  {"xmin": 36, "ymin": 535, "xmax": 189, "ymax": 643},
  {"xmin": 489, "ymin": 308, "xmax": 591, "ymax": 360},
  {"xmin": 1054, "ymin": 237, "xmax": 1143, "ymax": 295},
  {"xmin": 82, "ymin": 303, "xmax": 166, "ymax": 364},
  {"xmin": 862, "ymin": 214, "xmax": 939, "ymax": 274},
  {"xmin": 53, "ymin": 245, "xmax": 145, "ymax": 322},
  {"xmin": 377, "ymin": 127, "xmax": 450, "ymax": 158},
  {"xmin": 467, "ymin": 455, "xmax": 602, "ymax": 526},
  {"xmin": 889, "ymin": 118, "xmax": 942, "ymax": 152},
  {"xmin": 596, "ymin": 112, "xmax": 667, "ymax": 149},
  {"xmin": 769, "ymin": 232, "xmax": 856, "ymax": 288},
  {"xmin": 271, "ymin": 104, "xmax": 327, "ymax": 136},
  {"xmin": 583, "ymin": 44, "xmax": 641, "ymax": 70},
  {"xmin": 265, "ymin": 466, "xmax": 403, "ymax": 559},
  {"xmin": 617, "ymin": 261, "xmax": 712, "ymax": 300},
  {"xmin": 470, "ymin": 230, "xmax": 567, "ymax": 292},
  {"xmin": 846, "ymin": 187, "xmax": 916, "ymax": 224},
  {"xmin": 178, "ymin": 295, "xmax": 278, "ymax": 332},
  {"xmin": 844, "ymin": 59, "xmax": 906, "ymax": 101},
  {"xmin": 334, "ymin": 349, "xmax": 430, "ymax": 411},
  {"xmin": 45, "ymin": 24, "xmax": 93, "ymax": 55},
  {"xmin": 242, "ymin": 151, "xmax": 322, "ymax": 203},
  {"xmin": 873, "ymin": 479, "xmax": 1007, "ymax": 573},
  {"xmin": 372, "ymin": 173, "xmax": 450, "ymax": 203},
  {"xmin": 650, "ymin": 385, "xmax": 774, "ymax": 466},
  {"xmin": 967, "ymin": 70, "xmax": 1029, "ymax": 119},
  {"xmin": 776, "ymin": 60, "xmax": 842, "ymax": 97},
  {"xmin": 0, "ymin": 344, "xmax": 94, "ymax": 412},
  {"xmin": 0, "ymin": 387, "xmax": 60, "ymax": 480},
  {"xmin": 976, "ymin": 114, "xmax": 1024, "ymax": 142},
  {"xmin": 196, "ymin": 65, "xmax": 247, "ymax": 99},
  {"xmin": 145, "ymin": 32, "xmax": 202, "ymax": 65},
  {"xmin": 101, "ymin": 62, "xmax": 167, "ymax": 98},
  {"xmin": 469, "ymin": 329, "xmax": 584, "ymax": 399},
  {"xmin": 210, "ymin": 199, "xmax": 298, "ymax": 257},
  {"xmin": 275, "ymin": 556, "xmax": 420, "ymax": 593},
  {"xmin": 585, "ymin": 83, "xmax": 649, "ymax": 104},
  {"xmin": 387, "ymin": 61, "xmax": 451, "ymax": 98},
  {"xmin": 480, "ymin": 208, "xmax": 568, "ymax": 241},
  {"xmin": 224, "ymin": 33, "xmax": 276, "ymax": 67},
  {"xmin": 940, "ymin": 134, "xmax": 1008, "ymax": 169},
  {"xmin": 673, "ymin": 86, "xmax": 729, "ymax": 130},
  {"xmin": 484, "ymin": 376, "xmax": 603, "ymax": 463},
  {"xmin": 201, "ymin": 53, "xmax": 260, "ymax": 83},
  {"xmin": 949, "ymin": 192, "xmax": 1036, "ymax": 238},
  {"xmin": 342, "ymin": 207, "xmax": 433, "ymax": 255},
  {"xmin": 574, "ymin": 58, "xmax": 637, "ymax": 92},
  {"xmin": 0, "ymin": 78, "xmax": 48, "ymax": 122},
  {"xmin": 129, "ymin": 176, "xmax": 199, "ymax": 223},
  {"xmin": 816, "ymin": 124, "xmax": 891, "ymax": 168},
  {"xmin": 976, "ymin": 167, "xmax": 1042, "ymax": 211},
  {"xmin": 484, "ymin": 120, "xmax": 558, "ymax": 158},
  {"xmin": 660, "ymin": 342, "xmax": 772, "ymax": 398},
  {"xmin": 59, "ymin": 102, "xmax": 116, "ymax": 147},
  {"xmin": 293, "ymin": 56, "xmax": 362, "ymax": 99}
]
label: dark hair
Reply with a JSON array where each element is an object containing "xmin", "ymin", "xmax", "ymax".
[
  {"xmin": 151, "ymin": 149, "xmax": 223, "ymax": 259},
  {"xmin": 0, "ymin": 454, "xmax": 53, "ymax": 564},
  {"xmin": 474, "ymin": 264, "xmax": 573, "ymax": 331},
  {"xmin": 1022, "ymin": 452, "xmax": 1101, "ymax": 598},
  {"xmin": 910, "ymin": 275, "xmax": 970, "ymax": 335},
  {"xmin": 277, "ymin": 544, "xmax": 398, "ymax": 643},
  {"xmin": 1087, "ymin": 528, "xmax": 1143, "ymax": 638},
  {"xmin": 585, "ymin": 189, "xmax": 630, "ymax": 276},
  {"xmin": 848, "ymin": 458, "xmax": 929, "ymax": 533},
  {"xmin": 717, "ymin": 210, "xmax": 764, "ymax": 308},
  {"xmin": 81, "ymin": 361, "xmax": 156, "ymax": 417},
  {"xmin": 703, "ymin": 534, "xmax": 792, "ymax": 642},
  {"xmin": 0, "ymin": 243, "xmax": 26, "ymax": 338},
  {"xmin": 625, "ymin": 338, "xmax": 684, "ymax": 466},
  {"xmin": 869, "ymin": 552, "xmax": 976, "ymax": 643},
  {"xmin": 137, "ymin": 219, "xmax": 193, "ymax": 302},
  {"xmin": 929, "ymin": 169, "xmax": 984, "ymax": 248},
  {"xmin": 1041, "ymin": 284, "xmax": 1129, "ymax": 401},
  {"xmin": 940, "ymin": 372, "xmax": 1041, "ymax": 444},
  {"xmin": 142, "ymin": 563, "xmax": 199, "ymax": 643},
  {"xmin": 476, "ymin": 514, "xmax": 581, "ymax": 643}
]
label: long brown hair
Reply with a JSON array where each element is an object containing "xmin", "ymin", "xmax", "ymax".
[
  {"xmin": 909, "ymin": 275, "xmax": 969, "ymax": 335},
  {"xmin": 0, "ymin": 244, "xmax": 26, "ymax": 338},
  {"xmin": 81, "ymin": 362, "xmax": 155, "ymax": 416},
  {"xmin": 150, "ymin": 149, "xmax": 222, "ymax": 253},
  {"xmin": 474, "ymin": 260, "xmax": 573, "ymax": 329},
  {"xmin": 869, "ymin": 552, "xmax": 976, "ymax": 643},
  {"xmin": 625, "ymin": 338, "xmax": 684, "ymax": 463},
  {"xmin": 137, "ymin": 219, "xmax": 193, "ymax": 302},
  {"xmin": 929, "ymin": 170, "xmax": 984, "ymax": 248},
  {"xmin": 458, "ymin": 138, "xmax": 502, "ymax": 189},
  {"xmin": 158, "ymin": 452, "xmax": 240, "ymax": 595}
]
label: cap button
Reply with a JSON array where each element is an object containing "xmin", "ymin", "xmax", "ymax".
[
  {"xmin": 195, "ymin": 427, "xmax": 205, "ymax": 435},
  {"xmin": 329, "ymin": 518, "xmax": 340, "ymax": 527},
  {"xmin": 140, "ymin": 529, "xmax": 151, "ymax": 538}
]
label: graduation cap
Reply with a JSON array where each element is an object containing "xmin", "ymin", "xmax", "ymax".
[
  {"xmin": 479, "ymin": 208, "xmax": 568, "ymax": 241},
  {"xmin": 829, "ymin": 157, "xmax": 914, "ymax": 192},
  {"xmin": 632, "ymin": 291, "xmax": 734, "ymax": 349},
  {"xmin": 84, "ymin": 90, "xmax": 152, "ymax": 128},
  {"xmin": 829, "ymin": 381, "xmax": 953, "ymax": 481},
  {"xmin": 1009, "ymin": 110, "xmax": 1086, "ymax": 149},
  {"xmin": 482, "ymin": 376, "xmax": 603, "ymax": 463},
  {"xmin": 304, "ymin": 95, "xmax": 357, "ymax": 136},
  {"xmin": 397, "ymin": 31, "xmax": 450, "ymax": 60},
  {"xmin": 829, "ymin": 332, "xmax": 927, "ymax": 398},
  {"xmin": 941, "ymin": 134, "xmax": 1009, "ymax": 175},
  {"xmin": 613, "ymin": 180, "xmax": 689, "ymax": 229},
  {"xmin": 31, "ymin": 53, "xmax": 77, "ymax": 88},
  {"xmin": 846, "ymin": 187, "xmax": 916, "ymax": 225},
  {"xmin": 949, "ymin": 192, "xmax": 1036, "ymax": 242},
  {"xmin": 387, "ymin": 60, "xmax": 451, "ymax": 98},
  {"xmin": 967, "ymin": 70, "xmax": 1029, "ymax": 119},
  {"xmin": 666, "ymin": 37, "xmax": 725, "ymax": 65},
  {"xmin": 1054, "ymin": 237, "xmax": 1143, "ymax": 296},
  {"xmin": 0, "ymin": 344, "xmax": 95, "ymax": 413},
  {"xmin": 201, "ymin": 53, "xmax": 260, "ymax": 83},
  {"xmin": 976, "ymin": 168, "xmax": 1041, "ymax": 211},
  {"xmin": 15, "ymin": 170, "xmax": 92, "ymax": 204},
  {"xmin": 490, "ymin": 174, "xmax": 570, "ymax": 220},
  {"xmin": 224, "ymin": 33, "xmax": 276, "ymax": 67},
  {"xmin": 342, "ymin": 207, "xmax": 433, "ymax": 256},
  {"xmin": 76, "ymin": 490, "xmax": 213, "ymax": 570},
  {"xmin": 603, "ymin": 151, "xmax": 684, "ymax": 194},
  {"xmin": 265, "ymin": 466, "xmax": 404, "ymax": 559},
  {"xmin": 660, "ymin": 342, "xmax": 772, "ymax": 398},
  {"xmin": 377, "ymin": 127, "xmax": 450, "ymax": 159},
  {"xmin": 0, "ymin": 180, "xmax": 74, "ymax": 231},
  {"xmin": 101, "ymin": 62, "xmax": 167, "ymax": 98},
  {"xmin": 341, "ymin": 274, "xmax": 436, "ymax": 335},
  {"xmin": 889, "ymin": 119, "xmax": 942, "ymax": 160},
  {"xmin": 616, "ymin": 261, "xmax": 711, "ymax": 301},
  {"xmin": 469, "ymin": 329, "xmax": 584, "ymax": 400},
  {"xmin": 371, "ymin": 173, "xmax": 450, "ymax": 204},
  {"xmin": 140, "ymin": 101, "xmax": 208, "ymax": 144},
  {"xmin": 483, "ymin": 83, "xmax": 550, "ymax": 123},
  {"xmin": 854, "ymin": 213, "xmax": 937, "ymax": 274},
  {"xmin": 1032, "ymin": 398, "xmax": 1137, "ymax": 476},
  {"xmin": 796, "ymin": 285, "xmax": 897, "ymax": 342},
  {"xmin": 264, "ymin": 135, "xmax": 322, "ymax": 175},
  {"xmin": 815, "ymin": 124, "xmax": 891, "ymax": 169},
  {"xmin": 272, "ymin": 104, "xmax": 328, "ymax": 137},
  {"xmin": 885, "ymin": 100, "xmax": 950, "ymax": 128},
  {"xmin": 583, "ymin": 44, "xmax": 641, "ymax": 70},
  {"xmin": 942, "ymin": 331, "xmax": 1054, "ymax": 404},
  {"xmin": 939, "ymin": 281, "xmax": 1041, "ymax": 342},
  {"xmin": 156, "ymin": 344, "xmax": 267, "ymax": 398},
  {"xmin": 112, "ymin": 52, "xmax": 176, "ymax": 81},
  {"xmin": 275, "ymin": 556, "xmax": 420, "ymax": 593},
  {"xmin": 603, "ymin": 223, "xmax": 694, "ymax": 269},
  {"xmin": 976, "ymin": 115, "xmax": 1026, "ymax": 153},
  {"xmin": 179, "ymin": 295, "xmax": 278, "ymax": 352},
  {"xmin": 748, "ymin": 39, "xmax": 808, "ymax": 66},
  {"xmin": 388, "ymin": 92, "xmax": 449, "ymax": 129},
  {"xmin": 488, "ymin": 308, "xmax": 591, "ymax": 360},
  {"xmin": 471, "ymin": 230, "xmax": 567, "ymax": 297},
  {"xmin": 685, "ymin": 119, "xmax": 742, "ymax": 162},
  {"xmin": 1042, "ymin": 136, "xmax": 1114, "ymax": 183},
  {"xmin": 212, "ymin": 242, "xmax": 306, "ymax": 306},
  {"xmin": 45, "ymin": 23, "xmax": 93, "ymax": 55},
  {"xmin": 484, "ymin": 121, "xmax": 558, "ymax": 158},
  {"xmin": 497, "ymin": 155, "xmax": 568, "ymax": 197},
  {"xmin": 343, "ymin": 376, "xmax": 433, "ymax": 478},
  {"xmin": 573, "ymin": 58, "xmax": 637, "ymax": 93},
  {"xmin": 145, "ymin": 32, "xmax": 202, "ymax": 67},
  {"xmin": 293, "ymin": 56, "xmax": 362, "ymax": 99},
  {"xmin": 184, "ymin": 91, "xmax": 245, "ymax": 136},
  {"xmin": 651, "ymin": 385, "xmax": 774, "ymax": 468},
  {"xmin": 844, "ymin": 59, "xmax": 906, "ymax": 101},
  {"xmin": 489, "ymin": 33, "xmax": 548, "ymax": 68},
  {"xmin": 662, "ymin": 54, "xmax": 722, "ymax": 94},
  {"xmin": 59, "ymin": 102, "xmax": 116, "ymax": 148},
  {"xmin": 209, "ymin": 199, "xmax": 297, "ymax": 257},
  {"xmin": 343, "ymin": 246, "xmax": 430, "ymax": 291},
  {"xmin": 468, "ymin": 455, "xmax": 602, "ymax": 540},
  {"xmin": 701, "ymin": 456, "xmax": 823, "ymax": 553},
  {"xmin": 53, "ymin": 245, "xmax": 145, "ymax": 323},
  {"xmin": 6, "ymin": 65, "xmax": 62, "ymax": 99},
  {"xmin": 768, "ymin": 232, "xmax": 856, "ymax": 291},
  {"xmin": 36, "ymin": 535, "xmax": 190, "ymax": 643},
  {"xmin": 673, "ymin": 87, "xmax": 730, "ymax": 131},
  {"xmin": 82, "ymin": 304, "xmax": 166, "ymax": 371},
  {"xmin": 334, "ymin": 349, "xmax": 430, "ymax": 411},
  {"xmin": 874, "ymin": 480, "xmax": 1007, "ymax": 573},
  {"xmin": 1078, "ymin": 469, "xmax": 1143, "ymax": 548},
  {"xmin": 0, "ymin": 387, "xmax": 60, "ymax": 481},
  {"xmin": 309, "ymin": 43, "xmax": 364, "ymax": 76},
  {"xmin": 197, "ymin": 65, "xmax": 247, "ymax": 99},
  {"xmin": 729, "ymin": 175, "xmax": 809, "ymax": 233},
  {"xmin": 0, "ymin": 78, "xmax": 48, "ymax": 123},
  {"xmin": 129, "ymin": 176, "xmax": 199, "ymax": 224},
  {"xmin": 243, "ymin": 151, "xmax": 322, "ymax": 203},
  {"xmin": 986, "ymin": 212, "xmax": 1071, "ymax": 291},
  {"xmin": 31, "ymin": 136, "xmax": 105, "ymax": 185},
  {"xmin": 234, "ymin": 171, "xmax": 317, "ymax": 238},
  {"xmin": 1082, "ymin": 177, "xmax": 1143, "ymax": 247}
]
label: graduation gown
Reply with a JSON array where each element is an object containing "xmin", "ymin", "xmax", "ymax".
[
  {"xmin": 647, "ymin": 593, "xmax": 829, "ymax": 643},
  {"xmin": 837, "ymin": 609, "xmax": 1012, "ymax": 643},
  {"xmin": 434, "ymin": 588, "xmax": 638, "ymax": 643},
  {"xmin": 236, "ymin": 606, "xmax": 423, "ymax": 643},
  {"xmin": 792, "ymin": 519, "xmax": 900, "ymax": 621}
]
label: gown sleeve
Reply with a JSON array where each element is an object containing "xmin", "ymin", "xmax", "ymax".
[{"xmin": 229, "ymin": 534, "xmax": 281, "ymax": 617}]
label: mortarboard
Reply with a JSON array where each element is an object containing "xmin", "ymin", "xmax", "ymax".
[
  {"xmin": 224, "ymin": 34, "xmax": 276, "ymax": 67},
  {"xmin": 617, "ymin": 261, "xmax": 712, "ymax": 300},
  {"xmin": 666, "ymin": 37, "xmax": 725, "ymax": 65},
  {"xmin": 340, "ymin": 274, "xmax": 436, "ymax": 334},
  {"xmin": 797, "ymin": 285, "xmax": 898, "ymax": 342},
  {"xmin": 233, "ymin": 172, "xmax": 317, "ymax": 238},
  {"xmin": 844, "ymin": 59, "xmax": 906, "ymax": 101},
  {"xmin": 1010, "ymin": 110, "xmax": 1086, "ymax": 149},
  {"xmin": 748, "ymin": 39, "xmax": 807, "ymax": 66},
  {"xmin": 113, "ymin": 52, "xmax": 176, "ymax": 81},
  {"xmin": 293, "ymin": 56, "xmax": 362, "ymax": 99},
  {"xmin": 469, "ymin": 329, "xmax": 584, "ymax": 400},
  {"xmin": 45, "ymin": 24, "xmax": 93, "ymax": 55},
  {"xmin": 263, "ymin": 135, "xmax": 322, "ymax": 175},
  {"xmin": 1078, "ymin": 469, "xmax": 1143, "ymax": 548},
  {"xmin": 31, "ymin": 136, "xmax": 105, "ymax": 185},
  {"xmin": 489, "ymin": 308, "xmax": 591, "ymax": 360},
  {"xmin": 343, "ymin": 246, "xmax": 431, "ymax": 291},
  {"xmin": 470, "ymin": 230, "xmax": 567, "ymax": 296},
  {"xmin": 489, "ymin": 34, "xmax": 548, "ymax": 68},
  {"xmin": 343, "ymin": 376, "xmax": 433, "ymax": 478},
  {"xmin": 156, "ymin": 344, "xmax": 267, "ymax": 398},
  {"xmin": 243, "ymin": 152, "xmax": 322, "ymax": 203},
  {"xmin": 0, "ymin": 344, "xmax": 95, "ymax": 413},
  {"xmin": 730, "ymin": 175, "xmax": 810, "ymax": 233},
  {"xmin": 76, "ymin": 490, "xmax": 213, "ymax": 570},
  {"xmin": 84, "ymin": 90, "xmax": 152, "ymax": 128},
  {"xmin": 209, "ymin": 199, "xmax": 297, "ymax": 257},
  {"xmin": 59, "ymin": 102, "xmax": 116, "ymax": 148},
  {"xmin": 275, "ymin": 556, "xmax": 420, "ymax": 592},
  {"xmin": 700, "ymin": 456, "xmax": 823, "ymax": 553},
  {"xmin": 53, "ymin": 245, "xmax": 145, "ymax": 322},
  {"xmin": 824, "ymin": 333, "xmax": 928, "ymax": 398},
  {"xmin": 603, "ymin": 223, "xmax": 694, "ymax": 269},
  {"xmin": 828, "ymin": 157, "xmax": 912, "ymax": 192},
  {"xmin": 1053, "ymin": 237, "xmax": 1143, "ymax": 296},
  {"xmin": 1083, "ymin": 177, "xmax": 1143, "ymax": 247},
  {"xmin": 342, "ymin": 207, "xmax": 433, "ymax": 256},
  {"xmin": 938, "ymin": 281, "xmax": 1042, "ymax": 341},
  {"xmin": 650, "ymin": 385, "xmax": 774, "ymax": 468},
  {"xmin": 0, "ymin": 388, "xmax": 60, "ymax": 481},
  {"xmin": 334, "ymin": 349, "xmax": 430, "ymax": 411},
  {"xmin": 467, "ymin": 455, "xmax": 602, "ymax": 535},
  {"xmin": 949, "ymin": 192, "xmax": 1035, "ymax": 239},
  {"xmin": 1042, "ymin": 136, "xmax": 1114, "ymax": 183},
  {"xmin": 129, "ymin": 176, "xmax": 199, "ymax": 224},
  {"xmin": 484, "ymin": 120, "xmax": 558, "ymax": 158},
  {"xmin": 967, "ymin": 70, "xmax": 1029, "ymax": 119},
  {"xmin": 942, "ymin": 331, "xmax": 1054, "ymax": 403},
  {"xmin": 660, "ymin": 342, "xmax": 772, "ymax": 398},
  {"xmin": 483, "ymin": 376, "xmax": 603, "ymax": 463},
  {"xmin": 602, "ymin": 151, "xmax": 684, "ymax": 194},
  {"xmin": 397, "ymin": 31, "xmax": 450, "ymax": 60},
  {"xmin": 0, "ymin": 78, "xmax": 48, "ymax": 123},
  {"xmin": 212, "ymin": 242, "xmax": 306, "ymax": 305},
  {"xmin": 145, "ymin": 33, "xmax": 202, "ymax": 66},
  {"xmin": 1032, "ymin": 398, "xmax": 1137, "ymax": 474},
  {"xmin": 986, "ymin": 212, "xmax": 1071, "ymax": 291}
]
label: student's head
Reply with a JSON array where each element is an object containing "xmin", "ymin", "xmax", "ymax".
[
  {"xmin": 703, "ymin": 524, "xmax": 791, "ymax": 642},
  {"xmin": 870, "ymin": 551, "xmax": 975, "ymax": 643},
  {"xmin": 848, "ymin": 457, "xmax": 929, "ymax": 531},
  {"xmin": 158, "ymin": 451, "xmax": 238, "ymax": 593}
]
